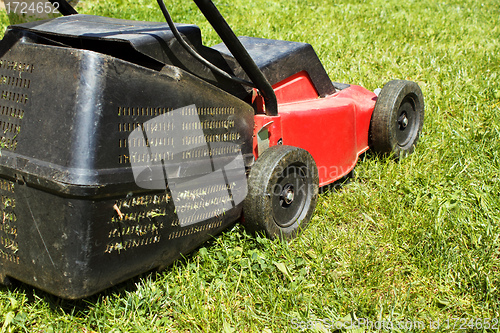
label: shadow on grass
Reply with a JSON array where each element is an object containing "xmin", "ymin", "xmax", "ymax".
[{"xmin": 318, "ymin": 150, "xmax": 385, "ymax": 194}]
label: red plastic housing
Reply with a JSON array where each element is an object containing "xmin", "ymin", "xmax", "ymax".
[{"xmin": 253, "ymin": 72, "xmax": 377, "ymax": 187}]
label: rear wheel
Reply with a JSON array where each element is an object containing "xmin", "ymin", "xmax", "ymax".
[
  {"xmin": 243, "ymin": 146, "xmax": 319, "ymax": 240},
  {"xmin": 370, "ymin": 80, "xmax": 424, "ymax": 158}
]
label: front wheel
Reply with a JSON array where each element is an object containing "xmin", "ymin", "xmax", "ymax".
[
  {"xmin": 370, "ymin": 80, "xmax": 424, "ymax": 158},
  {"xmin": 243, "ymin": 146, "xmax": 319, "ymax": 240}
]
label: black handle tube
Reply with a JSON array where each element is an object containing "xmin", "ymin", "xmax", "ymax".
[
  {"xmin": 193, "ymin": 0, "xmax": 278, "ymax": 116},
  {"xmin": 48, "ymin": 0, "xmax": 78, "ymax": 16}
]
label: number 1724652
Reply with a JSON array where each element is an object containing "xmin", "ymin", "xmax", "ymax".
[{"xmin": 5, "ymin": 1, "xmax": 60, "ymax": 14}]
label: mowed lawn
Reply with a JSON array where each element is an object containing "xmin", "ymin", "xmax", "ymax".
[{"xmin": 0, "ymin": 0, "xmax": 498, "ymax": 332}]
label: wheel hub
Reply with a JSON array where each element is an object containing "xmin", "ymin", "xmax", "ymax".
[
  {"xmin": 398, "ymin": 112, "xmax": 409, "ymax": 129},
  {"xmin": 271, "ymin": 163, "xmax": 312, "ymax": 228},
  {"xmin": 281, "ymin": 184, "xmax": 295, "ymax": 205}
]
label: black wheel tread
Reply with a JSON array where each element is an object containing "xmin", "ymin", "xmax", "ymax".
[
  {"xmin": 370, "ymin": 80, "xmax": 424, "ymax": 158},
  {"xmin": 243, "ymin": 145, "xmax": 319, "ymax": 240}
]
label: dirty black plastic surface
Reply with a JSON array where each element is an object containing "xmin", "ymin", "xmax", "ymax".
[
  {"xmin": 13, "ymin": 15, "xmax": 250, "ymax": 99},
  {"xmin": 212, "ymin": 37, "xmax": 336, "ymax": 97},
  {"xmin": 14, "ymin": 15, "xmax": 335, "ymax": 99},
  {"xmin": 0, "ymin": 16, "xmax": 255, "ymax": 298}
]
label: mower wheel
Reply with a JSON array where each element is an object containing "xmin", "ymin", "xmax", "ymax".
[
  {"xmin": 370, "ymin": 80, "xmax": 424, "ymax": 158},
  {"xmin": 243, "ymin": 145, "xmax": 319, "ymax": 240}
]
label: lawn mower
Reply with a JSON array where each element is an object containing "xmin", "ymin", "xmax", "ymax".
[{"xmin": 0, "ymin": 0, "xmax": 424, "ymax": 298}]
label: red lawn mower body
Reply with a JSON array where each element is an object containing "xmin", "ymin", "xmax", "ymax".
[{"xmin": 254, "ymin": 72, "xmax": 376, "ymax": 187}]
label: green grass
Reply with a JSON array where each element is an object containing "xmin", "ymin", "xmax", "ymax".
[{"xmin": 0, "ymin": 0, "xmax": 499, "ymax": 331}]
